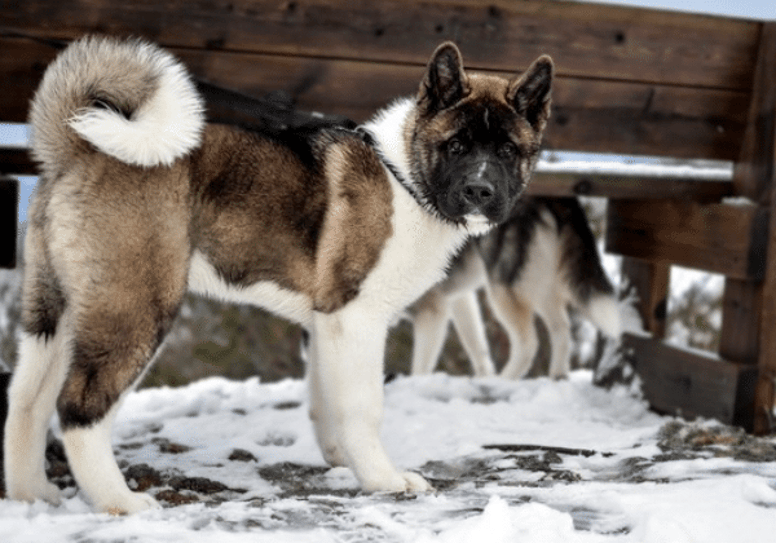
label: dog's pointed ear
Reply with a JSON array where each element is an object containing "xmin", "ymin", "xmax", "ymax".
[
  {"xmin": 507, "ymin": 55, "xmax": 554, "ymax": 132},
  {"xmin": 418, "ymin": 42, "xmax": 470, "ymax": 114}
]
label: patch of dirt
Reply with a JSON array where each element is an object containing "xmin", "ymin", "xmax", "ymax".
[
  {"xmin": 657, "ymin": 420, "xmax": 776, "ymax": 462},
  {"xmin": 229, "ymin": 448, "xmax": 258, "ymax": 462},
  {"xmin": 152, "ymin": 437, "xmax": 193, "ymax": 454}
]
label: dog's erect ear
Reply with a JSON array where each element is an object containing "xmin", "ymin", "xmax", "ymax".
[
  {"xmin": 507, "ymin": 55, "xmax": 554, "ymax": 132},
  {"xmin": 418, "ymin": 42, "xmax": 470, "ymax": 114}
]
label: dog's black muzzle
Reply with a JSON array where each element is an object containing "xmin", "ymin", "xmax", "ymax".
[{"xmin": 443, "ymin": 159, "xmax": 511, "ymax": 224}]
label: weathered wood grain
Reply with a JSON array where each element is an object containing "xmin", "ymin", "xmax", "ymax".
[
  {"xmin": 623, "ymin": 333, "xmax": 758, "ymax": 430},
  {"xmin": 606, "ymin": 199, "xmax": 768, "ymax": 280},
  {"xmin": 0, "ymin": 36, "xmax": 751, "ymax": 159},
  {"xmin": 0, "ymin": 0, "xmax": 759, "ymax": 89}
]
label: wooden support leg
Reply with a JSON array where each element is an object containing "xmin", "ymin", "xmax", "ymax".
[
  {"xmin": 734, "ymin": 23, "xmax": 776, "ymax": 435},
  {"xmin": 620, "ymin": 256, "xmax": 669, "ymax": 339},
  {"xmin": 720, "ymin": 279, "xmax": 762, "ymax": 365}
]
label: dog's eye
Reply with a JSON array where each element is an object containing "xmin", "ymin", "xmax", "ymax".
[
  {"xmin": 448, "ymin": 138, "xmax": 465, "ymax": 156},
  {"xmin": 499, "ymin": 142, "xmax": 518, "ymax": 159}
]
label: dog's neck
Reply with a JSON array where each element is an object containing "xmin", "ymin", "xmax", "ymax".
[{"xmin": 359, "ymin": 98, "xmax": 419, "ymax": 201}]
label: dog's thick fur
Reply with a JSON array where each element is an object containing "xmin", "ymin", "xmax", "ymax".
[
  {"xmin": 4, "ymin": 35, "xmax": 553, "ymax": 513},
  {"xmin": 411, "ymin": 197, "xmax": 620, "ymax": 379}
]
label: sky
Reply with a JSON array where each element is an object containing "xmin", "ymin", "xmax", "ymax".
[
  {"xmin": 578, "ymin": 0, "xmax": 774, "ymax": 20},
  {"xmin": 1, "ymin": 0, "xmax": 774, "ymax": 221}
]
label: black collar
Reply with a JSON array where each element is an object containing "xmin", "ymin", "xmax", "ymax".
[{"xmin": 355, "ymin": 127, "xmax": 421, "ymax": 202}]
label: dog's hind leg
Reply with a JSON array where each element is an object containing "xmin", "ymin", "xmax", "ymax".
[
  {"xmin": 537, "ymin": 294, "xmax": 573, "ymax": 379},
  {"xmin": 4, "ymin": 329, "xmax": 71, "ymax": 505},
  {"xmin": 56, "ymin": 301, "xmax": 179, "ymax": 514},
  {"xmin": 410, "ymin": 291, "xmax": 451, "ymax": 375},
  {"xmin": 4, "ymin": 227, "xmax": 69, "ymax": 505},
  {"xmin": 450, "ymin": 291, "xmax": 496, "ymax": 377},
  {"xmin": 486, "ymin": 283, "xmax": 538, "ymax": 380}
]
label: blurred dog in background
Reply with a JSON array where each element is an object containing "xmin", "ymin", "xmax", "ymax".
[{"xmin": 410, "ymin": 196, "xmax": 621, "ymax": 379}]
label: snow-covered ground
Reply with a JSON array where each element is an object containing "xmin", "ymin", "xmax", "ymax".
[{"xmin": 2, "ymin": 372, "xmax": 775, "ymax": 542}]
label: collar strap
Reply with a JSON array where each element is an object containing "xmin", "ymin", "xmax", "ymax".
[{"xmin": 356, "ymin": 127, "xmax": 421, "ymax": 201}]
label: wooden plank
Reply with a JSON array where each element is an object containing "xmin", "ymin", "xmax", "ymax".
[
  {"xmin": 528, "ymin": 171, "xmax": 733, "ymax": 201},
  {"xmin": 619, "ymin": 258, "xmax": 669, "ymax": 338},
  {"xmin": 606, "ymin": 199, "xmax": 768, "ymax": 280},
  {"xmin": 0, "ymin": 37, "xmax": 751, "ymax": 159},
  {"xmin": 0, "ymin": 177, "xmax": 19, "ymax": 269},
  {"xmin": 0, "ymin": 0, "xmax": 760, "ymax": 90},
  {"xmin": 548, "ymin": 77, "xmax": 750, "ymax": 160},
  {"xmin": 623, "ymin": 333, "xmax": 758, "ymax": 430}
]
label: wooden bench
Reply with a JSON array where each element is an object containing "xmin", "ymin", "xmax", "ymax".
[{"xmin": 1, "ymin": 0, "xmax": 774, "ymax": 433}]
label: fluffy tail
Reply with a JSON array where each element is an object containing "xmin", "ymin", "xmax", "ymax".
[{"xmin": 29, "ymin": 35, "xmax": 204, "ymax": 174}]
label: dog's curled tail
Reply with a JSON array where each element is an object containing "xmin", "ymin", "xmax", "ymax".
[{"xmin": 29, "ymin": 35, "xmax": 204, "ymax": 173}]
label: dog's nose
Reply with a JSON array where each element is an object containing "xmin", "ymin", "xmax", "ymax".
[{"xmin": 461, "ymin": 180, "xmax": 495, "ymax": 208}]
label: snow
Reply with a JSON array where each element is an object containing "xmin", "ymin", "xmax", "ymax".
[
  {"xmin": 537, "ymin": 152, "xmax": 733, "ymax": 180},
  {"xmin": 2, "ymin": 372, "xmax": 775, "ymax": 542}
]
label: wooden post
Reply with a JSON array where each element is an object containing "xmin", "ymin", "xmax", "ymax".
[
  {"xmin": 720, "ymin": 279, "xmax": 762, "ymax": 365},
  {"xmin": 732, "ymin": 23, "xmax": 776, "ymax": 434},
  {"xmin": 620, "ymin": 257, "xmax": 669, "ymax": 339},
  {"xmin": 0, "ymin": 176, "xmax": 19, "ymax": 269}
]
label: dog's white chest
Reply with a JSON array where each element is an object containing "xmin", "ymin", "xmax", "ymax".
[{"xmin": 356, "ymin": 185, "xmax": 470, "ymax": 318}]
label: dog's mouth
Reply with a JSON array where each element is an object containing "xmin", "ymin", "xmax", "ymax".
[{"xmin": 463, "ymin": 213, "xmax": 494, "ymax": 234}]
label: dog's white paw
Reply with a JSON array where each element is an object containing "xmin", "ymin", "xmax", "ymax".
[
  {"xmin": 97, "ymin": 491, "xmax": 161, "ymax": 516},
  {"xmin": 7, "ymin": 479, "xmax": 63, "ymax": 506},
  {"xmin": 321, "ymin": 445, "xmax": 348, "ymax": 468},
  {"xmin": 400, "ymin": 471, "xmax": 434, "ymax": 492},
  {"xmin": 362, "ymin": 470, "xmax": 434, "ymax": 493}
]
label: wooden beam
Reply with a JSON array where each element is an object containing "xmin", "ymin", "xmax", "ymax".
[
  {"xmin": 0, "ymin": 177, "xmax": 19, "ymax": 269},
  {"xmin": 0, "ymin": 0, "xmax": 759, "ymax": 90},
  {"xmin": 623, "ymin": 333, "xmax": 758, "ymax": 430},
  {"xmin": 606, "ymin": 199, "xmax": 768, "ymax": 280},
  {"xmin": 528, "ymin": 171, "xmax": 732, "ymax": 201},
  {"xmin": 0, "ymin": 36, "xmax": 751, "ymax": 160}
]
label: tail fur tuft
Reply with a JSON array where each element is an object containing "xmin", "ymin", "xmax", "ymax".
[
  {"xmin": 29, "ymin": 35, "xmax": 204, "ymax": 172},
  {"xmin": 585, "ymin": 294, "xmax": 622, "ymax": 339}
]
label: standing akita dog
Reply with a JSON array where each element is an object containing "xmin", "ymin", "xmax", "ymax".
[
  {"xmin": 411, "ymin": 197, "xmax": 620, "ymax": 379},
  {"xmin": 4, "ymin": 35, "xmax": 553, "ymax": 513}
]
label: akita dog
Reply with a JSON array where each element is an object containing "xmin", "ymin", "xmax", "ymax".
[
  {"xmin": 3, "ymin": 35, "xmax": 552, "ymax": 513},
  {"xmin": 411, "ymin": 197, "xmax": 620, "ymax": 379}
]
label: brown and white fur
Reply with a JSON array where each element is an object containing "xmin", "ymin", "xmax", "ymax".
[
  {"xmin": 3, "ymin": 36, "xmax": 553, "ymax": 513},
  {"xmin": 411, "ymin": 197, "xmax": 620, "ymax": 379}
]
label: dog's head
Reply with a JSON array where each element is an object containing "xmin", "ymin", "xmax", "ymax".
[{"xmin": 409, "ymin": 42, "xmax": 553, "ymax": 229}]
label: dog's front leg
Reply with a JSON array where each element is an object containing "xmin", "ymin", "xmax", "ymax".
[{"xmin": 309, "ymin": 304, "xmax": 432, "ymax": 493}]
